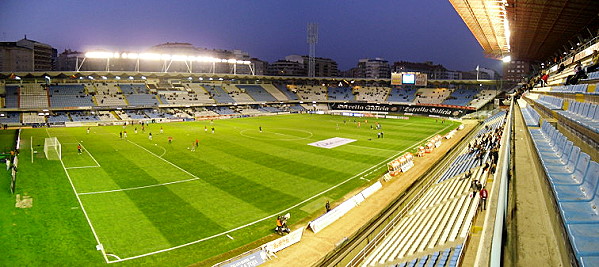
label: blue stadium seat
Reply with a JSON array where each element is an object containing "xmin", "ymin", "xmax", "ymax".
[
  {"xmin": 566, "ymin": 223, "xmax": 599, "ymax": 258},
  {"xmin": 237, "ymin": 85, "xmax": 277, "ymax": 102},
  {"xmin": 521, "ymin": 105, "xmax": 541, "ymax": 127}
]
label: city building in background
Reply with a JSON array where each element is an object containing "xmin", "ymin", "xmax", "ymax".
[
  {"xmin": 392, "ymin": 60, "xmax": 461, "ymax": 80},
  {"xmin": 0, "ymin": 37, "xmax": 56, "ymax": 72},
  {"xmin": 267, "ymin": 55, "xmax": 338, "ymax": 77},
  {"xmin": 344, "ymin": 58, "xmax": 391, "ymax": 79},
  {"xmin": 503, "ymin": 59, "xmax": 531, "ymax": 82}
]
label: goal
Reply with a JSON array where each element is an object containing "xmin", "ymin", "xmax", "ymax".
[{"xmin": 44, "ymin": 137, "xmax": 61, "ymax": 160}]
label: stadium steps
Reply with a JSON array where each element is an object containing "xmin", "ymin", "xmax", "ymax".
[
  {"xmin": 261, "ymin": 84, "xmax": 290, "ymax": 101},
  {"xmin": 386, "ymin": 244, "xmax": 464, "ymax": 267},
  {"xmin": 111, "ymin": 111, "xmax": 121, "ymax": 120}
]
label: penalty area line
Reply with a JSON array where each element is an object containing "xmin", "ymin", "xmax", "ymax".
[
  {"xmin": 105, "ymin": 124, "xmax": 454, "ymax": 264},
  {"xmin": 45, "ymin": 128, "xmax": 110, "ymax": 263}
]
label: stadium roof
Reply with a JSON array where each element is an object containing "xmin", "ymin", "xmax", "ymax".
[{"xmin": 450, "ymin": 0, "xmax": 599, "ymax": 62}]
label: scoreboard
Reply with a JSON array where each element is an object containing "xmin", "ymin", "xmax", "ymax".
[{"xmin": 391, "ymin": 72, "xmax": 427, "ymax": 86}]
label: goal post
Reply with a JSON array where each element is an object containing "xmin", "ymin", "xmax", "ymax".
[{"xmin": 44, "ymin": 137, "xmax": 61, "ymax": 160}]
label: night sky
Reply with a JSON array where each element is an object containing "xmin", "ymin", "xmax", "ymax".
[{"xmin": 0, "ymin": 0, "xmax": 501, "ymax": 73}]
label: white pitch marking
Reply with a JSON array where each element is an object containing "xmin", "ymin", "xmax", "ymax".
[
  {"xmin": 66, "ymin": 166, "xmax": 101, "ymax": 170},
  {"xmin": 106, "ymin": 254, "xmax": 121, "ymax": 260},
  {"xmin": 79, "ymin": 143, "xmax": 101, "ymax": 168},
  {"xmin": 226, "ymin": 234, "xmax": 234, "ymax": 240},
  {"xmin": 78, "ymin": 177, "xmax": 201, "ymax": 195},
  {"xmin": 45, "ymin": 128, "xmax": 110, "ymax": 263}
]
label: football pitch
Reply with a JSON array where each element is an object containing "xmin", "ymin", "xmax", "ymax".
[{"xmin": 3, "ymin": 114, "xmax": 459, "ymax": 266}]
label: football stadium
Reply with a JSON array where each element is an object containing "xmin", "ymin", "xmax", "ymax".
[{"xmin": 1, "ymin": 1, "xmax": 599, "ymax": 267}]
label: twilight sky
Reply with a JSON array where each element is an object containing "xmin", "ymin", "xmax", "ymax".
[{"xmin": 0, "ymin": 0, "xmax": 502, "ymax": 73}]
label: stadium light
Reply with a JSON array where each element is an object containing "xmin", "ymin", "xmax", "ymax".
[
  {"xmin": 502, "ymin": 55, "xmax": 511, "ymax": 63},
  {"xmin": 85, "ymin": 50, "xmax": 252, "ymax": 65},
  {"xmin": 115, "ymin": 76, "xmax": 121, "ymax": 80}
]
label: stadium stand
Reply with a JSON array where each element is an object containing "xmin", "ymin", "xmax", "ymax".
[
  {"xmin": 534, "ymin": 95, "xmax": 564, "ymax": 110},
  {"xmin": 361, "ymin": 112, "xmax": 505, "ymax": 266},
  {"xmin": 413, "ymin": 88, "xmax": 451, "ymax": 105},
  {"xmin": 526, "ymin": 117, "xmax": 599, "ymax": 266},
  {"xmin": 557, "ymin": 100, "xmax": 599, "ymax": 133},
  {"xmin": 49, "ymin": 84, "xmax": 94, "ymax": 108},
  {"xmin": 125, "ymin": 93, "xmax": 160, "ymax": 106},
  {"xmin": 211, "ymin": 106, "xmax": 238, "ymax": 115},
  {"xmin": 353, "ymin": 86, "xmax": 390, "ymax": 102},
  {"xmin": 4, "ymin": 85, "xmax": 20, "ymax": 108},
  {"xmin": 202, "ymin": 84, "xmax": 236, "ymax": 103},
  {"xmin": 469, "ymin": 90, "xmax": 498, "ymax": 109},
  {"xmin": 293, "ymin": 85, "xmax": 327, "ymax": 101},
  {"xmin": 19, "ymin": 83, "xmax": 49, "ymax": 109},
  {"xmin": 93, "ymin": 83, "xmax": 127, "ymax": 106},
  {"xmin": 47, "ymin": 112, "xmax": 71, "ymax": 123},
  {"xmin": 327, "ymin": 87, "xmax": 354, "ymax": 101},
  {"xmin": 191, "ymin": 107, "xmax": 220, "ymax": 117},
  {"xmin": 221, "ymin": 84, "xmax": 255, "ymax": 103},
  {"xmin": 273, "ymin": 83, "xmax": 299, "ymax": 100},
  {"xmin": 520, "ymin": 103, "xmax": 541, "ymax": 127},
  {"xmin": 260, "ymin": 84, "xmax": 290, "ymax": 101},
  {"xmin": 442, "ymin": 88, "xmax": 479, "ymax": 106},
  {"xmin": 551, "ymin": 84, "xmax": 589, "ymax": 94},
  {"xmin": 386, "ymin": 87, "xmax": 417, "ymax": 103},
  {"xmin": 22, "ymin": 112, "xmax": 46, "ymax": 124},
  {"xmin": 236, "ymin": 85, "xmax": 278, "ymax": 102},
  {"xmin": 69, "ymin": 111, "xmax": 100, "ymax": 122}
]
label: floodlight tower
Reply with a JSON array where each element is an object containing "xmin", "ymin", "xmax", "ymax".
[{"xmin": 307, "ymin": 23, "xmax": 318, "ymax": 77}]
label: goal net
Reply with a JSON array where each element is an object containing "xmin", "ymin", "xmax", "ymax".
[{"xmin": 44, "ymin": 137, "xmax": 61, "ymax": 160}]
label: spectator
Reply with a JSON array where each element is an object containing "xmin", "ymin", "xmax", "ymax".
[
  {"xmin": 586, "ymin": 50, "xmax": 599, "ymax": 73},
  {"xmin": 566, "ymin": 61, "xmax": 587, "ymax": 85},
  {"xmin": 480, "ymin": 186, "xmax": 488, "ymax": 210},
  {"xmin": 540, "ymin": 72, "xmax": 549, "ymax": 87},
  {"xmin": 557, "ymin": 63, "xmax": 565, "ymax": 73}
]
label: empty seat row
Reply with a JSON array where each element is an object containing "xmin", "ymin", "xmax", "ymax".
[
  {"xmin": 388, "ymin": 244, "xmax": 463, "ymax": 267},
  {"xmin": 557, "ymin": 100, "xmax": 599, "ymax": 133},
  {"xmin": 551, "ymin": 84, "xmax": 588, "ymax": 94},
  {"xmin": 527, "ymin": 120, "xmax": 599, "ymax": 266},
  {"xmin": 535, "ymin": 95, "xmax": 564, "ymax": 110},
  {"xmin": 521, "ymin": 104, "xmax": 541, "ymax": 127}
]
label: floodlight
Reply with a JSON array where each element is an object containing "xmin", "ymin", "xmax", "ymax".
[
  {"xmin": 218, "ymin": 78, "xmax": 223, "ymax": 81},
  {"xmin": 88, "ymin": 76, "xmax": 94, "ymax": 80},
  {"xmin": 115, "ymin": 76, "xmax": 121, "ymax": 80},
  {"xmin": 209, "ymin": 78, "xmax": 213, "ymax": 80},
  {"xmin": 15, "ymin": 76, "xmax": 21, "ymax": 80},
  {"xmin": 139, "ymin": 53, "xmax": 162, "ymax": 60},
  {"xmin": 188, "ymin": 77, "xmax": 193, "ymax": 80},
  {"xmin": 171, "ymin": 55, "xmax": 188, "ymax": 61},
  {"xmin": 199, "ymin": 77, "xmax": 203, "ymax": 80},
  {"xmin": 129, "ymin": 76, "xmax": 134, "ymax": 80},
  {"xmin": 101, "ymin": 76, "xmax": 107, "ymax": 80},
  {"xmin": 502, "ymin": 56, "xmax": 511, "ymax": 63},
  {"xmin": 141, "ymin": 76, "xmax": 146, "ymax": 80}
]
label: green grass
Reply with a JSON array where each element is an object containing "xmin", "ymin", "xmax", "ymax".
[{"xmin": 0, "ymin": 114, "xmax": 458, "ymax": 266}]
